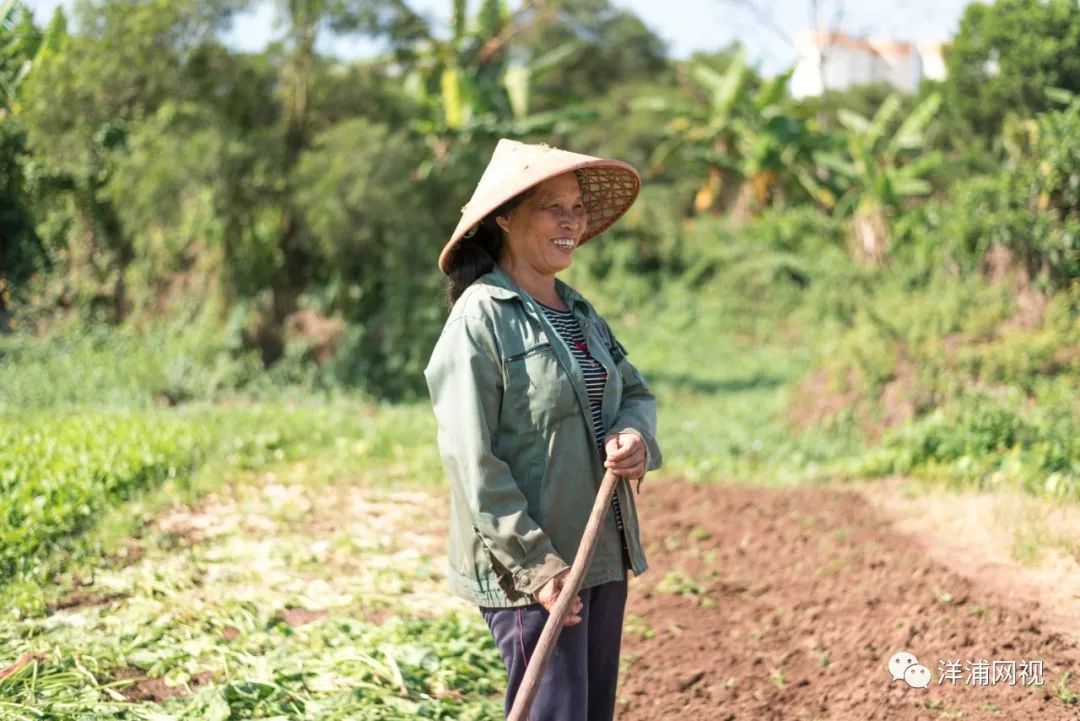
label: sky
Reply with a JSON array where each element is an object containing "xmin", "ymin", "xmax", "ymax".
[{"xmin": 24, "ymin": 0, "xmax": 979, "ymax": 74}]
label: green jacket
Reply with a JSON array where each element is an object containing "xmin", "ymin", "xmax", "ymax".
[{"xmin": 423, "ymin": 265, "xmax": 662, "ymax": 608}]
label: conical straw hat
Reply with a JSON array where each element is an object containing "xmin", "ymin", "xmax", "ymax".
[{"xmin": 439, "ymin": 138, "xmax": 641, "ymax": 273}]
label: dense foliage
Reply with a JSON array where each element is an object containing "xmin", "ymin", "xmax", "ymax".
[{"xmin": 0, "ymin": 0, "xmax": 1074, "ymax": 475}]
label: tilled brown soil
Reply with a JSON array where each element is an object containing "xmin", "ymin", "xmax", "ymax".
[{"xmin": 617, "ymin": 480, "xmax": 1080, "ymax": 720}]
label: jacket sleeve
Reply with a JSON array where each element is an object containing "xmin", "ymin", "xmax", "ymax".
[
  {"xmin": 601, "ymin": 320, "xmax": 663, "ymax": 472},
  {"xmin": 424, "ymin": 313, "xmax": 569, "ymax": 599}
]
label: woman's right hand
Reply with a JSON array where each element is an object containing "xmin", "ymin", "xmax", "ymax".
[{"xmin": 532, "ymin": 570, "xmax": 584, "ymax": 626}]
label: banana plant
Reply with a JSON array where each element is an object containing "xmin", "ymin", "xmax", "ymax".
[
  {"xmin": 403, "ymin": 0, "xmax": 515, "ymax": 133},
  {"xmin": 632, "ymin": 49, "xmax": 746, "ymax": 212},
  {"xmin": 402, "ymin": 0, "xmax": 592, "ymax": 174},
  {"xmin": 809, "ymin": 91, "xmax": 943, "ymax": 264},
  {"xmin": 633, "ymin": 48, "xmax": 819, "ymax": 218},
  {"xmin": 0, "ymin": 0, "xmax": 65, "ymax": 114},
  {"xmin": 726, "ymin": 66, "xmax": 819, "ymax": 217}
]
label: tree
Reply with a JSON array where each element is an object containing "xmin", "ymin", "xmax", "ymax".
[
  {"xmin": 810, "ymin": 92, "xmax": 943, "ymax": 265},
  {"xmin": 264, "ymin": 0, "xmax": 434, "ymax": 361},
  {"xmin": 515, "ymin": 0, "xmax": 668, "ymax": 104},
  {"xmin": 1, "ymin": 1, "xmax": 66, "ymax": 325},
  {"xmin": 400, "ymin": 0, "xmax": 595, "ymax": 147},
  {"xmin": 943, "ymin": 0, "xmax": 1080, "ymax": 140},
  {"xmin": 799, "ymin": 81, "xmax": 908, "ymax": 133},
  {"xmin": 635, "ymin": 48, "xmax": 820, "ymax": 219},
  {"xmin": 19, "ymin": 0, "xmax": 243, "ymax": 321},
  {"xmin": 398, "ymin": 0, "xmax": 602, "ymax": 235},
  {"xmin": 293, "ymin": 118, "xmax": 439, "ymax": 396}
]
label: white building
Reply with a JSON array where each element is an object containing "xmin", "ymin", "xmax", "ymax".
[
  {"xmin": 917, "ymin": 41, "xmax": 948, "ymax": 82},
  {"xmin": 790, "ymin": 30, "xmax": 949, "ymax": 98}
]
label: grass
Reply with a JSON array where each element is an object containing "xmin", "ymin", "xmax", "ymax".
[{"xmin": 580, "ymin": 276, "xmax": 863, "ymax": 484}]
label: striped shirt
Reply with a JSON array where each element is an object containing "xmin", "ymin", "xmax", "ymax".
[{"xmin": 537, "ymin": 301, "xmax": 630, "ymax": 565}]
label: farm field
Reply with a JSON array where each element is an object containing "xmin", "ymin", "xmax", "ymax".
[
  {"xmin": 8, "ymin": 454, "xmax": 1080, "ymax": 720},
  {"xmin": 620, "ymin": 479, "xmax": 1080, "ymax": 720},
  {"xmin": 3, "ymin": 0, "xmax": 1080, "ymax": 717}
]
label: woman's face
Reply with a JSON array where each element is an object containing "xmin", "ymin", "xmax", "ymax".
[{"xmin": 496, "ymin": 172, "xmax": 587, "ymax": 276}]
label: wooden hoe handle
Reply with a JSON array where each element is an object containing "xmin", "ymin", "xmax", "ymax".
[{"xmin": 507, "ymin": 469, "xmax": 621, "ymax": 721}]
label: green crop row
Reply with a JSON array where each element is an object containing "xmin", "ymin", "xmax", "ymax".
[
  {"xmin": 0, "ymin": 411, "xmax": 214, "ymax": 586},
  {"xmin": 0, "ymin": 399, "xmax": 442, "ymax": 615}
]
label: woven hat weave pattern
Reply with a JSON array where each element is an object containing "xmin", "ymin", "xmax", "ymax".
[{"xmin": 438, "ymin": 139, "xmax": 641, "ymax": 273}]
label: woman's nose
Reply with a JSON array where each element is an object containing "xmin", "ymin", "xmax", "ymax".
[{"xmin": 558, "ymin": 208, "xmax": 584, "ymax": 230}]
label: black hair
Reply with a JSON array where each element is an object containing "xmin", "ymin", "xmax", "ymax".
[{"xmin": 444, "ymin": 188, "xmax": 534, "ymax": 307}]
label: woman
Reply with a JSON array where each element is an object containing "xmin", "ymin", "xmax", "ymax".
[{"xmin": 424, "ymin": 139, "xmax": 662, "ymax": 721}]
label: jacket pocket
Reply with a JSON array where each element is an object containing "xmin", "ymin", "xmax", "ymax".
[
  {"xmin": 503, "ymin": 343, "xmax": 578, "ymax": 431},
  {"xmin": 504, "ymin": 342, "xmax": 552, "ymax": 363}
]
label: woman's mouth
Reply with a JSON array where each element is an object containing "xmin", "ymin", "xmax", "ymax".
[{"xmin": 551, "ymin": 238, "xmax": 576, "ymax": 251}]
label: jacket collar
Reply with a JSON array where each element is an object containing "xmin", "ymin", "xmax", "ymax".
[
  {"xmin": 479, "ymin": 264, "xmax": 595, "ymax": 424},
  {"xmin": 478, "ymin": 264, "xmax": 588, "ymax": 312}
]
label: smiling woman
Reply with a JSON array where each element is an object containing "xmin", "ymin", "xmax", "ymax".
[
  {"xmin": 493, "ymin": 173, "xmax": 589, "ymax": 288},
  {"xmin": 424, "ymin": 139, "xmax": 662, "ymax": 721}
]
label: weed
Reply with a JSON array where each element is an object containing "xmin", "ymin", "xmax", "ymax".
[
  {"xmin": 1056, "ymin": 671, "xmax": 1080, "ymax": 705},
  {"xmin": 624, "ymin": 614, "xmax": 656, "ymax": 641},
  {"xmin": 655, "ymin": 570, "xmax": 704, "ymax": 597}
]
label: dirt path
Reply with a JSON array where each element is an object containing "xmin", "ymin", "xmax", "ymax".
[{"xmin": 617, "ymin": 479, "xmax": 1080, "ymax": 720}]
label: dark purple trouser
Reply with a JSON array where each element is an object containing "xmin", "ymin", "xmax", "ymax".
[{"xmin": 479, "ymin": 578, "xmax": 628, "ymax": 721}]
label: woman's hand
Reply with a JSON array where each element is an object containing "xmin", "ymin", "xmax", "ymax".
[
  {"xmin": 533, "ymin": 570, "xmax": 583, "ymax": 625},
  {"xmin": 604, "ymin": 431, "xmax": 647, "ymax": 482}
]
